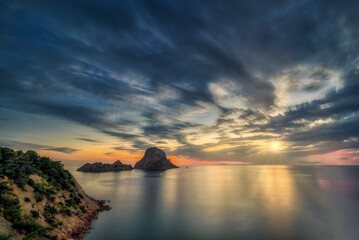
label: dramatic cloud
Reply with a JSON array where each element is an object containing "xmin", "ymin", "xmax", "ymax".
[
  {"xmin": 43, "ymin": 147, "xmax": 79, "ymax": 154},
  {"xmin": 0, "ymin": 140, "xmax": 79, "ymax": 154},
  {"xmin": 1, "ymin": 0, "xmax": 359, "ymax": 164}
]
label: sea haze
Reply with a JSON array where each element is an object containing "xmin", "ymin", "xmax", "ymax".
[{"xmin": 62, "ymin": 162, "xmax": 359, "ymax": 240}]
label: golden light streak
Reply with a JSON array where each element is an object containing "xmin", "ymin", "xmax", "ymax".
[{"xmin": 203, "ymin": 144, "xmax": 237, "ymax": 152}]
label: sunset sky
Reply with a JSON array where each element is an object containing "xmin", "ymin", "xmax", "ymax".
[{"xmin": 1, "ymin": 0, "xmax": 359, "ymax": 165}]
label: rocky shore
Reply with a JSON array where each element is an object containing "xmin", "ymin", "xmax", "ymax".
[
  {"xmin": 65, "ymin": 197, "xmax": 111, "ymax": 240},
  {"xmin": 0, "ymin": 147, "xmax": 113, "ymax": 240}
]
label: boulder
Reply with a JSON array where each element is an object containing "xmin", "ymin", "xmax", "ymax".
[{"xmin": 134, "ymin": 147, "xmax": 178, "ymax": 170}]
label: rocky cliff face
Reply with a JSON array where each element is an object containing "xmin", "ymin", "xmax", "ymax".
[
  {"xmin": 134, "ymin": 147, "xmax": 178, "ymax": 170},
  {"xmin": 0, "ymin": 147, "xmax": 110, "ymax": 240},
  {"xmin": 77, "ymin": 160, "xmax": 133, "ymax": 172}
]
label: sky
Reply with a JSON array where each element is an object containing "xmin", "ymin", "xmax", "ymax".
[{"xmin": 1, "ymin": 0, "xmax": 359, "ymax": 165}]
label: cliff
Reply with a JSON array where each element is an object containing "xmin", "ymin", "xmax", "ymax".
[
  {"xmin": 0, "ymin": 147, "xmax": 110, "ymax": 240},
  {"xmin": 77, "ymin": 160, "xmax": 132, "ymax": 172},
  {"xmin": 134, "ymin": 147, "xmax": 178, "ymax": 170}
]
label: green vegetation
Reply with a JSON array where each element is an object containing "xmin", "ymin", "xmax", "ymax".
[
  {"xmin": 0, "ymin": 180, "xmax": 48, "ymax": 239},
  {"xmin": 30, "ymin": 210, "xmax": 39, "ymax": 219},
  {"xmin": 80, "ymin": 206, "xmax": 87, "ymax": 213},
  {"xmin": 32, "ymin": 183, "xmax": 57, "ymax": 202},
  {"xmin": 34, "ymin": 192, "xmax": 44, "ymax": 202},
  {"xmin": 0, "ymin": 147, "xmax": 75, "ymax": 192},
  {"xmin": 58, "ymin": 202, "xmax": 72, "ymax": 216},
  {"xmin": 0, "ymin": 147, "xmax": 83, "ymax": 239},
  {"xmin": 0, "ymin": 231, "xmax": 15, "ymax": 240}
]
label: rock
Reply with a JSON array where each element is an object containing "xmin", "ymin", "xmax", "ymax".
[
  {"xmin": 77, "ymin": 160, "xmax": 133, "ymax": 172},
  {"xmin": 134, "ymin": 147, "xmax": 178, "ymax": 170}
]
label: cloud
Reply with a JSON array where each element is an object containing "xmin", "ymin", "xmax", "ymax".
[
  {"xmin": 1, "ymin": 0, "xmax": 359, "ymax": 163},
  {"xmin": 101, "ymin": 131, "xmax": 140, "ymax": 140},
  {"xmin": 112, "ymin": 147, "xmax": 134, "ymax": 151},
  {"xmin": 0, "ymin": 140, "xmax": 48, "ymax": 150},
  {"xmin": 296, "ymin": 160, "xmax": 321, "ymax": 165},
  {"xmin": 104, "ymin": 152, "xmax": 115, "ymax": 156},
  {"xmin": 203, "ymin": 144, "xmax": 238, "ymax": 152},
  {"xmin": 76, "ymin": 138, "xmax": 100, "ymax": 143},
  {"xmin": 0, "ymin": 140, "xmax": 79, "ymax": 154},
  {"xmin": 43, "ymin": 147, "xmax": 79, "ymax": 154}
]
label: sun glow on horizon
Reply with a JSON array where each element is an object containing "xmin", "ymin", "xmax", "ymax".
[{"xmin": 270, "ymin": 141, "xmax": 282, "ymax": 152}]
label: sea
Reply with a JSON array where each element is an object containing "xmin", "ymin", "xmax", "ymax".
[{"xmin": 62, "ymin": 162, "xmax": 359, "ymax": 240}]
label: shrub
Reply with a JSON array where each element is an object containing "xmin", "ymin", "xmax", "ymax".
[
  {"xmin": 73, "ymin": 196, "xmax": 81, "ymax": 204},
  {"xmin": 45, "ymin": 217, "xmax": 57, "ymax": 227},
  {"xmin": 59, "ymin": 206, "xmax": 72, "ymax": 216},
  {"xmin": 0, "ymin": 181, "xmax": 13, "ymax": 194},
  {"xmin": 80, "ymin": 206, "xmax": 87, "ymax": 213},
  {"xmin": 1, "ymin": 147, "xmax": 17, "ymax": 160},
  {"xmin": 65, "ymin": 198, "xmax": 76, "ymax": 208},
  {"xmin": 27, "ymin": 178, "xmax": 35, "ymax": 187},
  {"xmin": 0, "ymin": 147, "xmax": 84, "ymax": 239},
  {"xmin": 45, "ymin": 205, "xmax": 58, "ymax": 215},
  {"xmin": 30, "ymin": 210, "xmax": 39, "ymax": 219},
  {"xmin": 35, "ymin": 192, "xmax": 43, "ymax": 202},
  {"xmin": 0, "ymin": 231, "xmax": 15, "ymax": 240},
  {"xmin": 48, "ymin": 195, "xmax": 56, "ymax": 202}
]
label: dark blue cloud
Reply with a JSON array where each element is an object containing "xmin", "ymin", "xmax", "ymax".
[
  {"xmin": 0, "ymin": 140, "xmax": 79, "ymax": 154},
  {"xmin": 76, "ymin": 138, "xmax": 100, "ymax": 143},
  {"xmin": 1, "ymin": 0, "xmax": 359, "ymax": 162},
  {"xmin": 43, "ymin": 147, "xmax": 79, "ymax": 154}
]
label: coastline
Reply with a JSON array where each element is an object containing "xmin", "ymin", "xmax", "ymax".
[
  {"xmin": 0, "ymin": 168, "xmax": 111, "ymax": 240},
  {"xmin": 50, "ymin": 176, "xmax": 112, "ymax": 240},
  {"xmin": 59, "ymin": 196, "xmax": 111, "ymax": 240}
]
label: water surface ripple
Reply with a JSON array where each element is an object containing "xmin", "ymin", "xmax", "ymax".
[{"xmin": 63, "ymin": 163, "xmax": 359, "ymax": 240}]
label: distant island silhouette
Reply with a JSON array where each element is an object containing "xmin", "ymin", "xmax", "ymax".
[
  {"xmin": 77, "ymin": 147, "xmax": 178, "ymax": 172},
  {"xmin": 134, "ymin": 147, "xmax": 178, "ymax": 170},
  {"xmin": 77, "ymin": 160, "xmax": 133, "ymax": 172}
]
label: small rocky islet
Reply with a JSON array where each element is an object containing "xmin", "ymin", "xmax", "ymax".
[
  {"xmin": 77, "ymin": 160, "xmax": 133, "ymax": 172},
  {"xmin": 77, "ymin": 147, "xmax": 178, "ymax": 172},
  {"xmin": 0, "ymin": 147, "xmax": 178, "ymax": 239},
  {"xmin": 134, "ymin": 147, "xmax": 178, "ymax": 170}
]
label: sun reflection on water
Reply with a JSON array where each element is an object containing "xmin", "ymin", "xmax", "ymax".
[{"xmin": 62, "ymin": 162, "xmax": 359, "ymax": 240}]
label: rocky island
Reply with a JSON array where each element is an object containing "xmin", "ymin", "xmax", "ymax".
[
  {"xmin": 0, "ymin": 147, "xmax": 110, "ymax": 240},
  {"xmin": 134, "ymin": 147, "xmax": 178, "ymax": 170},
  {"xmin": 77, "ymin": 160, "xmax": 133, "ymax": 172}
]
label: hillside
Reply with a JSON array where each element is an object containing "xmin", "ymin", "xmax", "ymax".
[{"xmin": 0, "ymin": 147, "xmax": 110, "ymax": 240}]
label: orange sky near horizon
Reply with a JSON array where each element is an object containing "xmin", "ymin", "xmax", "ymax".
[
  {"xmin": 35, "ymin": 146, "xmax": 359, "ymax": 166},
  {"xmin": 1, "ymin": 1, "xmax": 359, "ymax": 167},
  {"xmin": 38, "ymin": 148, "xmax": 250, "ymax": 166}
]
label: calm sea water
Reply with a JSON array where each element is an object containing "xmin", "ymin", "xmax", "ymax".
[{"xmin": 62, "ymin": 162, "xmax": 359, "ymax": 240}]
